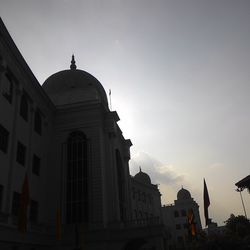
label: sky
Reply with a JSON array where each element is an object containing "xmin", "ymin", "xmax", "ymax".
[{"xmin": 1, "ymin": 0, "xmax": 250, "ymax": 227}]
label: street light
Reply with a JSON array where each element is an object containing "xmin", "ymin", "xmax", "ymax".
[{"xmin": 236, "ymin": 187, "xmax": 248, "ymax": 218}]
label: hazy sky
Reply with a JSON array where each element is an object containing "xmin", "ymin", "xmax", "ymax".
[{"xmin": 1, "ymin": 0, "xmax": 250, "ymax": 226}]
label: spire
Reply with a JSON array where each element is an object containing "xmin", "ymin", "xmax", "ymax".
[
  {"xmin": 139, "ymin": 166, "xmax": 142, "ymax": 172},
  {"xmin": 70, "ymin": 54, "xmax": 77, "ymax": 70}
]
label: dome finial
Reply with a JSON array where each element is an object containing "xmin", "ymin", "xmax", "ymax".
[
  {"xmin": 70, "ymin": 54, "xmax": 77, "ymax": 70},
  {"xmin": 139, "ymin": 166, "xmax": 142, "ymax": 172}
]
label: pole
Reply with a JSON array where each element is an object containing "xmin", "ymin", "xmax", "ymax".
[
  {"xmin": 236, "ymin": 188, "xmax": 247, "ymax": 218},
  {"xmin": 109, "ymin": 89, "xmax": 112, "ymax": 111}
]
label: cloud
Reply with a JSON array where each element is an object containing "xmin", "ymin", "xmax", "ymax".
[
  {"xmin": 208, "ymin": 162, "xmax": 224, "ymax": 170},
  {"xmin": 129, "ymin": 151, "xmax": 186, "ymax": 188}
]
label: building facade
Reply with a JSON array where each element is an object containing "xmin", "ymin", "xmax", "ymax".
[
  {"xmin": 162, "ymin": 188, "xmax": 202, "ymax": 249},
  {"xmin": 0, "ymin": 18, "xmax": 165, "ymax": 250}
]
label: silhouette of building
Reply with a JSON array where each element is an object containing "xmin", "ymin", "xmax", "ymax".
[
  {"xmin": 235, "ymin": 175, "xmax": 250, "ymax": 192},
  {"xmin": 0, "ymin": 18, "xmax": 165, "ymax": 249},
  {"xmin": 131, "ymin": 168, "xmax": 162, "ymax": 224},
  {"xmin": 162, "ymin": 187, "xmax": 202, "ymax": 248}
]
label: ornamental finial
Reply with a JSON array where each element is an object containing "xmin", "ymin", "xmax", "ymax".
[{"xmin": 70, "ymin": 54, "xmax": 77, "ymax": 70}]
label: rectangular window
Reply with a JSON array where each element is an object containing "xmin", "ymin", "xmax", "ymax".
[
  {"xmin": 0, "ymin": 123, "xmax": 9, "ymax": 153},
  {"xmin": 2, "ymin": 73, "xmax": 13, "ymax": 103},
  {"xmin": 11, "ymin": 192, "xmax": 21, "ymax": 216},
  {"xmin": 0, "ymin": 185, "xmax": 3, "ymax": 211},
  {"xmin": 29, "ymin": 200, "xmax": 38, "ymax": 223},
  {"xmin": 181, "ymin": 209, "xmax": 187, "ymax": 216},
  {"xmin": 34, "ymin": 111, "xmax": 42, "ymax": 135},
  {"xmin": 16, "ymin": 141, "xmax": 26, "ymax": 166},
  {"xmin": 32, "ymin": 154, "xmax": 41, "ymax": 176}
]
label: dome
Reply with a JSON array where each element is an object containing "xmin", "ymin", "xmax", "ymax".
[
  {"xmin": 42, "ymin": 56, "xmax": 108, "ymax": 107},
  {"xmin": 134, "ymin": 169, "xmax": 151, "ymax": 185},
  {"xmin": 177, "ymin": 187, "xmax": 191, "ymax": 200}
]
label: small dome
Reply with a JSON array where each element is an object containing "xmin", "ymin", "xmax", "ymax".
[
  {"xmin": 134, "ymin": 169, "xmax": 151, "ymax": 185},
  {"xmin": 42, "ymin": 58, "xmax": 108, "ymax": 107},
  {"xmin": 177, "ymin": 187, "xmax": 191, "ymax": 200}
]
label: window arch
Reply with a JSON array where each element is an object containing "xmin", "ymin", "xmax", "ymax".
[
  {"xmin": 20, "ymin": 94, "xmax": 28, "ymax": 121},
  {"xmin": 66, "ymin": 131, "xmax": 88, "ymax": 224},
  {"xmin": 34, "ymin": 110, "xmax": 42, "ymax": 135}
]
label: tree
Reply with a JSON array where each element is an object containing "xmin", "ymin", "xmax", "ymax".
[{"xmin": 225, "ymin": 214, "xmax": 250, "ymax": 238}]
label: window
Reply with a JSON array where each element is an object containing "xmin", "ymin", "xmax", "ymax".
[
  {"xmin": 176, "ymin": 224, "xmax": 181, "ymax": 230},
  {"xmin": 34, "ymin": 110, "xmax": 42, "ymax": 135},
  {"xmin": 32, "ymin": 154, "xmax": 41, "ymax": 176},
  {"xmin": 16, "ymin": 141, "xmax": 26, "ymax": 166},
  {"xmin": 66, "ymin": 131, "xmax": 88, "ymax": 224},
  {"xmin": 132, "ymin": 187, "xmax": 135, "ymax": 199},
  {"xmin": 116, "ymin": 149, "xmax": 125, "ymax": 221},
  {"xmin": 20, "ymin": 94, "xmax": 28, "ymax": 121},
  {"xmin": 2, "ymin": 72, "xmax": 13, "ymax": 103},
  {"xmin": 0, "ymin": 123, "xmax": 9, "ymax": 153},
  {"xmin": 181, "ymin": 209, "xmax": 187, "ymax": 216},
  {"xmin": 142, "ymin": 192, "xmax": 146, "ymax": 203},
  {"xmin": 29, "ymin": 200, "xmax": 38, "ymax": 223},
  {"xmin": 177, "ymin": 236, "xmax": 183, "ymax": 242},
  {"xmin": 0, "ymin": 185, "xmax": 3, "ymax": 211},
  {"xmin": 174, "ymin": 210, "xmax": 179, "ymax": 217},
  {"xmin": 11, "ymin": 192, "xmax": 21, "ymax": 216}
]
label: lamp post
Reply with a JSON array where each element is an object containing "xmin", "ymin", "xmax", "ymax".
[{"xmin": 236, "ymin": 188, "xmax": 247, "ymax": 218}]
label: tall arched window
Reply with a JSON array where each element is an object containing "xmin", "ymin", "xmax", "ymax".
[
  {"xmin": 20, "ymin": 94, "xmax": 28, "ymax": 121},
  {"xmin": 66, "ymin": 131, "xmax": 88, "ymax": 224},
  {"xmin": 115, "ymin": 149, "xmax": 125, "ymax": 221}
]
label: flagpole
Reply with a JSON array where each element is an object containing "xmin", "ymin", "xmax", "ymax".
[{"xmin": 109, "ymin": 89, "xmax": 112, "ymax": 111}]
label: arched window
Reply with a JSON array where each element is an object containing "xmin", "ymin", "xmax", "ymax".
[
  {"xmin": 116, "ymin": 149, "xmax": 125, "ymax": 221},
  {"xmin": 66, "ymin": 131, "xmax": 88, "ymax": 224},
  {"xmin": 34, "ymin": 110, "xmax": 42, "ymax": 135},
  {"xmin": 20, "ymin": 94, "xmax": 28, "ymax": 121}
]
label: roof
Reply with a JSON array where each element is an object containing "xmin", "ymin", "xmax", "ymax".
[
  {"xmin": 42, "ymin": 57, "xmax": 108, "ymax": 107},
  {"xmin": 177, "ymin": 187, "xmax": 191, "ymax": 200},
  {"xmin": 134, "ymin": 169, "xmax": 151, "ymax": 185},
  {"xmin": 235, "ymin": 175, "xmax": 250, "ymax": 190}
]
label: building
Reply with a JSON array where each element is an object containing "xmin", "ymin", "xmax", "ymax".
[
  {"xmin": 130, "ymin": 168, "xmax": 162, "ymax": 225},
  {"xmin": 162, "ymin": 188, "xmax": 202, "ymax": 248},
  {"xmin": 0, "ymin": 18, "xmax": 165, "ymax": 250},
  {"xmin": 235, "ymin": 175, "xmax": 250, "ymax": 192}
]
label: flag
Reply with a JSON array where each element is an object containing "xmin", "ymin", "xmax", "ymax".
[
  {"xmin": 203, "ymin": 178, "xmax": 210, "ymax": 226},
  {"xmin": 109, "ymin": 89, "xmax": 111, "ymax": 96},
  {"xmin": 56, "ymin": 209, "xmax": 61, "ymax": 240},
  {"xmin": 18, "ymin": 174, "xmax": 30, "ymax": 232},
  {"xmin": 187, "ymin": 209, "xmax": 196, "ymax": 236}
]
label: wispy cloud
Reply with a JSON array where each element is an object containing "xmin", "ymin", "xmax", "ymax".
[
  {"xmin": 208, "ymin": 162, "xmax": 224, "ymax": 170},
  {"xmin": 129, "ymin": 151, "xmax": 186, "ymax": 187}
]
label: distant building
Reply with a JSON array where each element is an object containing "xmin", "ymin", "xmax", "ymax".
[
  {"xmin": 162, "ymin": 188, "xmax": 202, "ymax": 248},
  {"xmin": 130, "ymin": 168, "xmax": 162, "ymax": 224},
  {"xmin": 0, "ymin": 17, "xmax": 165, "ymax": 250}
]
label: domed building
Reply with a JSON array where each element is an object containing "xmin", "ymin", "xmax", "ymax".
[
  {"xmin": 0, "ymin": 18, "xmax": 165, "ymax": 250},
  {"xmin": 131, "ymin": 168, "xmax": 162, "ymax": 224},
  {"xmin": 162, "ymin": 187, "xmax": 202, "ymax": 248}
]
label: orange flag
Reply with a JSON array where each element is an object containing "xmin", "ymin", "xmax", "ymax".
[{"xmin": 18, "ymin": 174, "xmax": 30, "ymax": 232}]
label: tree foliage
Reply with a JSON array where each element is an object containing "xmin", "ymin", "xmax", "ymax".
[{"xmin": 225, "ymin": 214, "xmax": 250, "ymax": 238}]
